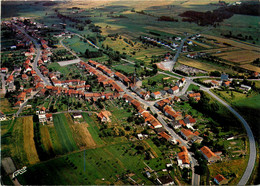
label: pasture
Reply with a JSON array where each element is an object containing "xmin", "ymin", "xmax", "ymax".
[
  {"xmin": 17, "ymin": 140, "xmax": 171, "ymax": 185},
  {"xmin": 52, "ymin": 114, "xmax": 78, "ymax": 153},
  {"xmin": 63, "ymin": 36, "xmax": 98, "ymax": 54},
  {"xmin": 142, "ymin": 74, "xmax": 177, "ymax": 92},
  {"xmin": 2, "ymin": 117, "xmax": 40, "ymax": 168},
  {"xmin": 213, "ymin": 50, "xmax": 260, "ymax": 64}
]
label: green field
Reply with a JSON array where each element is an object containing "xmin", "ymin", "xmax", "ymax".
[
  {"xmin": 53, "ymin": 114, "xmax": 78, "ymax": 153},
  {"xmin": 142, "ymin": 74, "xmax": 177, "ymax": 92},
  {"xmin": 187, "ymin": 84, "xmax": 200, "ymax": 91},
  {"xmin": 63, "ymin": 36, "xmax": 98, "ymax": 54},
  {"xmin": 82, "ymin": 113, "xmax": 105, "ymax": 145},
  {"xmin": 112, "ymin": 63, "xmax": 137, "ymax": 75},
  {"xmin": 16, "ymin": 141, "xmax": 170, "ymax": 185}
]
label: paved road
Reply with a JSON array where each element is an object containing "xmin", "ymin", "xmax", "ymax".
[
  {"xmin": 0, "ymin": 73, "xmax": 6, "ymax": 94},
  {"xmin": 206, "ymin": 89, "xmax": 256, "ymax": 185},
  {"xmin": 16, "ymin": 91, "xmax": 39, "ymax": 116},
  {"xmin": 14, "ymin": 25, "xmax": 51, "ymax": 86},
  {"xmin": 60, "ymin": 38, "xmax": 79, "ymax": 58},
  {"xmin": 69, "ymin": 31, "xmax": 100, "ymax": 49}
]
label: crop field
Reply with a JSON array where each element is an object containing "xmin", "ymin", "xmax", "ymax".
[
  {"xmin": 23, "ymin": 117, "xmax": 40, "ymax": 165},
  {"xmin": 240, "ymin": 64, "xmax": 260, "ymax": 73},
  {"xmin": 40, "ymin": 125, "xmax": 54, "ymax": 156},
  {"xmin": 63, "ymin": 36, "xmax": 98, "ymax": 54},
  {"xmin": 53, "ymin": 114, "xmax": 78, "ymax": 153},
  {"xmin": 4, "ymin": 117, "xmax": 40, "ymax": 167},
  {"xmin": 17, "ymin": 140, "xmax": 171, "ymax": 185},
  {"xmin": 142, "ymin": 74, "xmax": 177, "ymax": 92},
  {"xmin": 213, "ymin": 50, "xmax": 260, "ymax": 64},
  {"xmin": 0, "ymin": 98, "xmax": 18, "ymax": 114},
  {"xmin": 82, "ymin": 113, "xmax": 105, "ymax": 145},
  {"xmin": 112, "ymin": 63, "xmax": 136, "ymax": 74},
  {"xmin": 178, "ymin": 56, "xmax": 234, "ymax": 73},
  {"xmin": 65, "ymin": 113, "xmax": 97, "ymax": 149},
  {"xmin": 208, "ymin": 158, "xmax": 248, "ymax": 185}
]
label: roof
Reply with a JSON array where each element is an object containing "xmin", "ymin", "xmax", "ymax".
[
  {"xmin": 181, "ymin": 129, "xmax": 195, "ymax": 138},
  {"xmin": 178, "ymin": 151, "xmax": 190, "ymax": 164},
  {"xmin": 188, "ymin": 93, "xmax": 201, "ymax": 98},
  {"xmin": 46, "ymin": 113, "xmax": 52, "ymax": 118},
  {"xmin": 153, "ymin": 91, "xmax": 161, "ymax": 96},
  {"xmin": 200, "ymin": 146, "xmax": 218, "ymax": 159},
  {"xmin": 159, "ymin": 132, "xmax": 172, "ymax": 140},
  {"xmin": 98, "ymin": 111, "xmax": 112, "ymax": 120},
  {"xmin": 214, "ymin": 174, "xmax": 226, "ymax": 183},
  {"xmin": 171, "ymin": 86, "xmax": 179, "ymax": 91}
]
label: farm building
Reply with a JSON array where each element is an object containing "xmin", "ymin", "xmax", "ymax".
[{"xmin": 98, "ymin": 110, "xmax": 112, "ymax": 122}]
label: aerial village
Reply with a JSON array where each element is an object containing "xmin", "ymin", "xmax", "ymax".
[{"xmin": 1, "ymin": 15, "xmax": 258, "ymax": 185}]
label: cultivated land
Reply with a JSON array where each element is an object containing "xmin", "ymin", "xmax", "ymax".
[{"xmin": 1, "ymin": 0, "xmax": 260, "ymax": 185}]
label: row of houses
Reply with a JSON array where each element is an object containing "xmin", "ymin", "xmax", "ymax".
[{"xmin": 122, "ymin": 94, "xmax": 176, "ymax": 145}]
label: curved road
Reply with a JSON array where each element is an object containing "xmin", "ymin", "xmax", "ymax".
[{"xmin": 206, "ymin": 90, "xmax": 256, "ymax": 185}]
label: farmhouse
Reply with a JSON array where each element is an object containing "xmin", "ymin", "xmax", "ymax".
[
  {"xmin": 188, "ymin": 93, "xmax": 201, "ymax": 101},
  {"xmin": 156, "ymin": 175, "xmax": 174, "ymax": 185},
  {"xmin": 98, "ymin": 110, "xmax": 112, "ymax": 122},
  {"xmin": 200, "ymin": 146, "xmax": 221, "ymax": 163},
  {"xmin": 240, "ymin": 84, "xmax": 251, "ymax": 92},
  {"xmin": 168, "ymin": 86, "xmax": 179, "ymax": 94},
  {"xmin": 151, "ymin": 91, "xmax": 162, "ymax": 99},
  {"xmin": 214, "ymin": 174, "xmax": 228, "ymax": 185},
  {"xmin": 72, "ymin": 113, "xmax": 83, "ymax": 119},
  {"xmin": 177, "ymin": 146, "xmax": 190, "ymax": 169},
  {"xmin": 0, "ymin": 111, "xmax": 7, "ymax": 121}
]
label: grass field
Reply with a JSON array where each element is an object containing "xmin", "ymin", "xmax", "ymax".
[
  {"xmin": 208, "ymin": 158, "xmax": 248, "ymax": 185},
  {"xmin": 187, "ymin": 84, "xmax": 200, "ymax": 91},
  {"xmin": 23, "ymin": 117, "xmax": 40, "ymax": 165},
  {"xmin": 40, "ymin": 125, "xmax": 55, "ymax": 156},
  {"xmin": 53, "ymin": 114, "xmax": 78, "ymax": 153},
  {"xmin": 82, "ymin": 113, "xmax": 105, "ymax": 145},
  {"xmin": 17, "ymin": 141, "xmax": 168, "ymax": 185},
  {"xmin": 3, "ymin": 117, "xmax": 40, "ymax": 167},
  {"xmin": 0, "ymin": 98, "xmax": 18, "ymax": 114},
  {"xmin": 112, "ymin": 63, "xmax": 137, "ymax": 74},
  {"xmin": 142, "ymin": 74, "xmax": 177, "ymax": 92},
  {"xmin": 63, "ymin": 36, "xmax": 98, "ymax": 54},
  {"xmin": 65, "ymin": 113, "xmax": 97, "ymax": 149},
  {"xmin": 213, "ymin": 50, "xmax": 260, "ymax": 64},
  {"xmin": 178, "ymin": 55, "xmax": 234, "ymax": 73}
]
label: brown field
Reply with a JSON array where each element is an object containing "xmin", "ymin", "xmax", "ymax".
[
  {"xmin": 240, "ymin": 64, "xmax": 260, "ymax": 73},
  {"xmin": 0, "ymin": 98, "xmax": 17, "ymax": 113},
  {"xmin": 208, "ymin": 158, "xmax": 248, "ymax": 185},
  {"xmin": 214, "ymin": 50, "xmax": 260, "ymax": 64},
  {"xmin": 201, "ymin": 34, "xmax": 260, "ymax": 52},
  {"xmin": 65, "ymin": 113, "xmax": 96, "ymax": 149},
  {"xmin": 40, "ymin": 125, "xmax": 54, "ymax": 155},
  {"xmin": 196, "ymin": 47, "xmax": 239, "ymax": 54},
  {"xmin": 143, "ymin": 141, "xmax": 158, "ymax": 158},
  {"xmin": 23, "ymin": 116, "xmax": 40, "ymax": 165},
  {"xmin": 178, "ymin": 56, "xmax": 234, "ymax": 73},
  {"xmin": 188, "ymin": 39, "xmax": 212, "ymax": 49}
]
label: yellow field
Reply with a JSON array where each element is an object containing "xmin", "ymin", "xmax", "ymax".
[
  {"xmin": 201, "ymin": 34, "xmax": 260, "ymax": 52},
  {"xmin": 197, "ymin": 47, "xmax": 239, "ymax": 54},
  {"xmin": 178, "ymin": 56, "xmax": 234, "ymax": 73},
  {"xmin": 23, "ymin": 116, "xmax": 40, "ymax": 164},
  {"xmin": 188, "ymin": 39, "xmax": 212, "ymax": 49},
  {"xmin": 214, "ymin": 50, "xmax": 260, "ymax": 64},
  {"xmin": 40, "ymin": 125, "xmax": 54, "ymax": 155},
  {"xmin": 208, "ymin": 158, "xmax": 248, "ymax": 185},
  {"xmin": 95, "ymin": 22, "xmax": 126, "ymax": 35},
  {"xmin": 240, "ymin": 64, "xmax": 260, "ymax": 73},
  {"xmin": 0, "ymin": 98, "xmax": 17, "ymax": 113},
  {"xmin": 65, "ymin": 113, "xmax": 97, "ymax": 149}
]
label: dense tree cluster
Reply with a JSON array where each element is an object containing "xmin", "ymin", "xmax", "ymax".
[{"xmin": 179, "ymin": 9, "xmax": 233, "ymax": 26}]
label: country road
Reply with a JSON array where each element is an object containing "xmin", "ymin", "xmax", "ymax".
[
  {"xmin": 206, "ymin": 90, "xmax": 256, "ymax": 186},
  {"xmin": 14, "ymin": 25, "xmax": 51, "ymax": 86}
]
